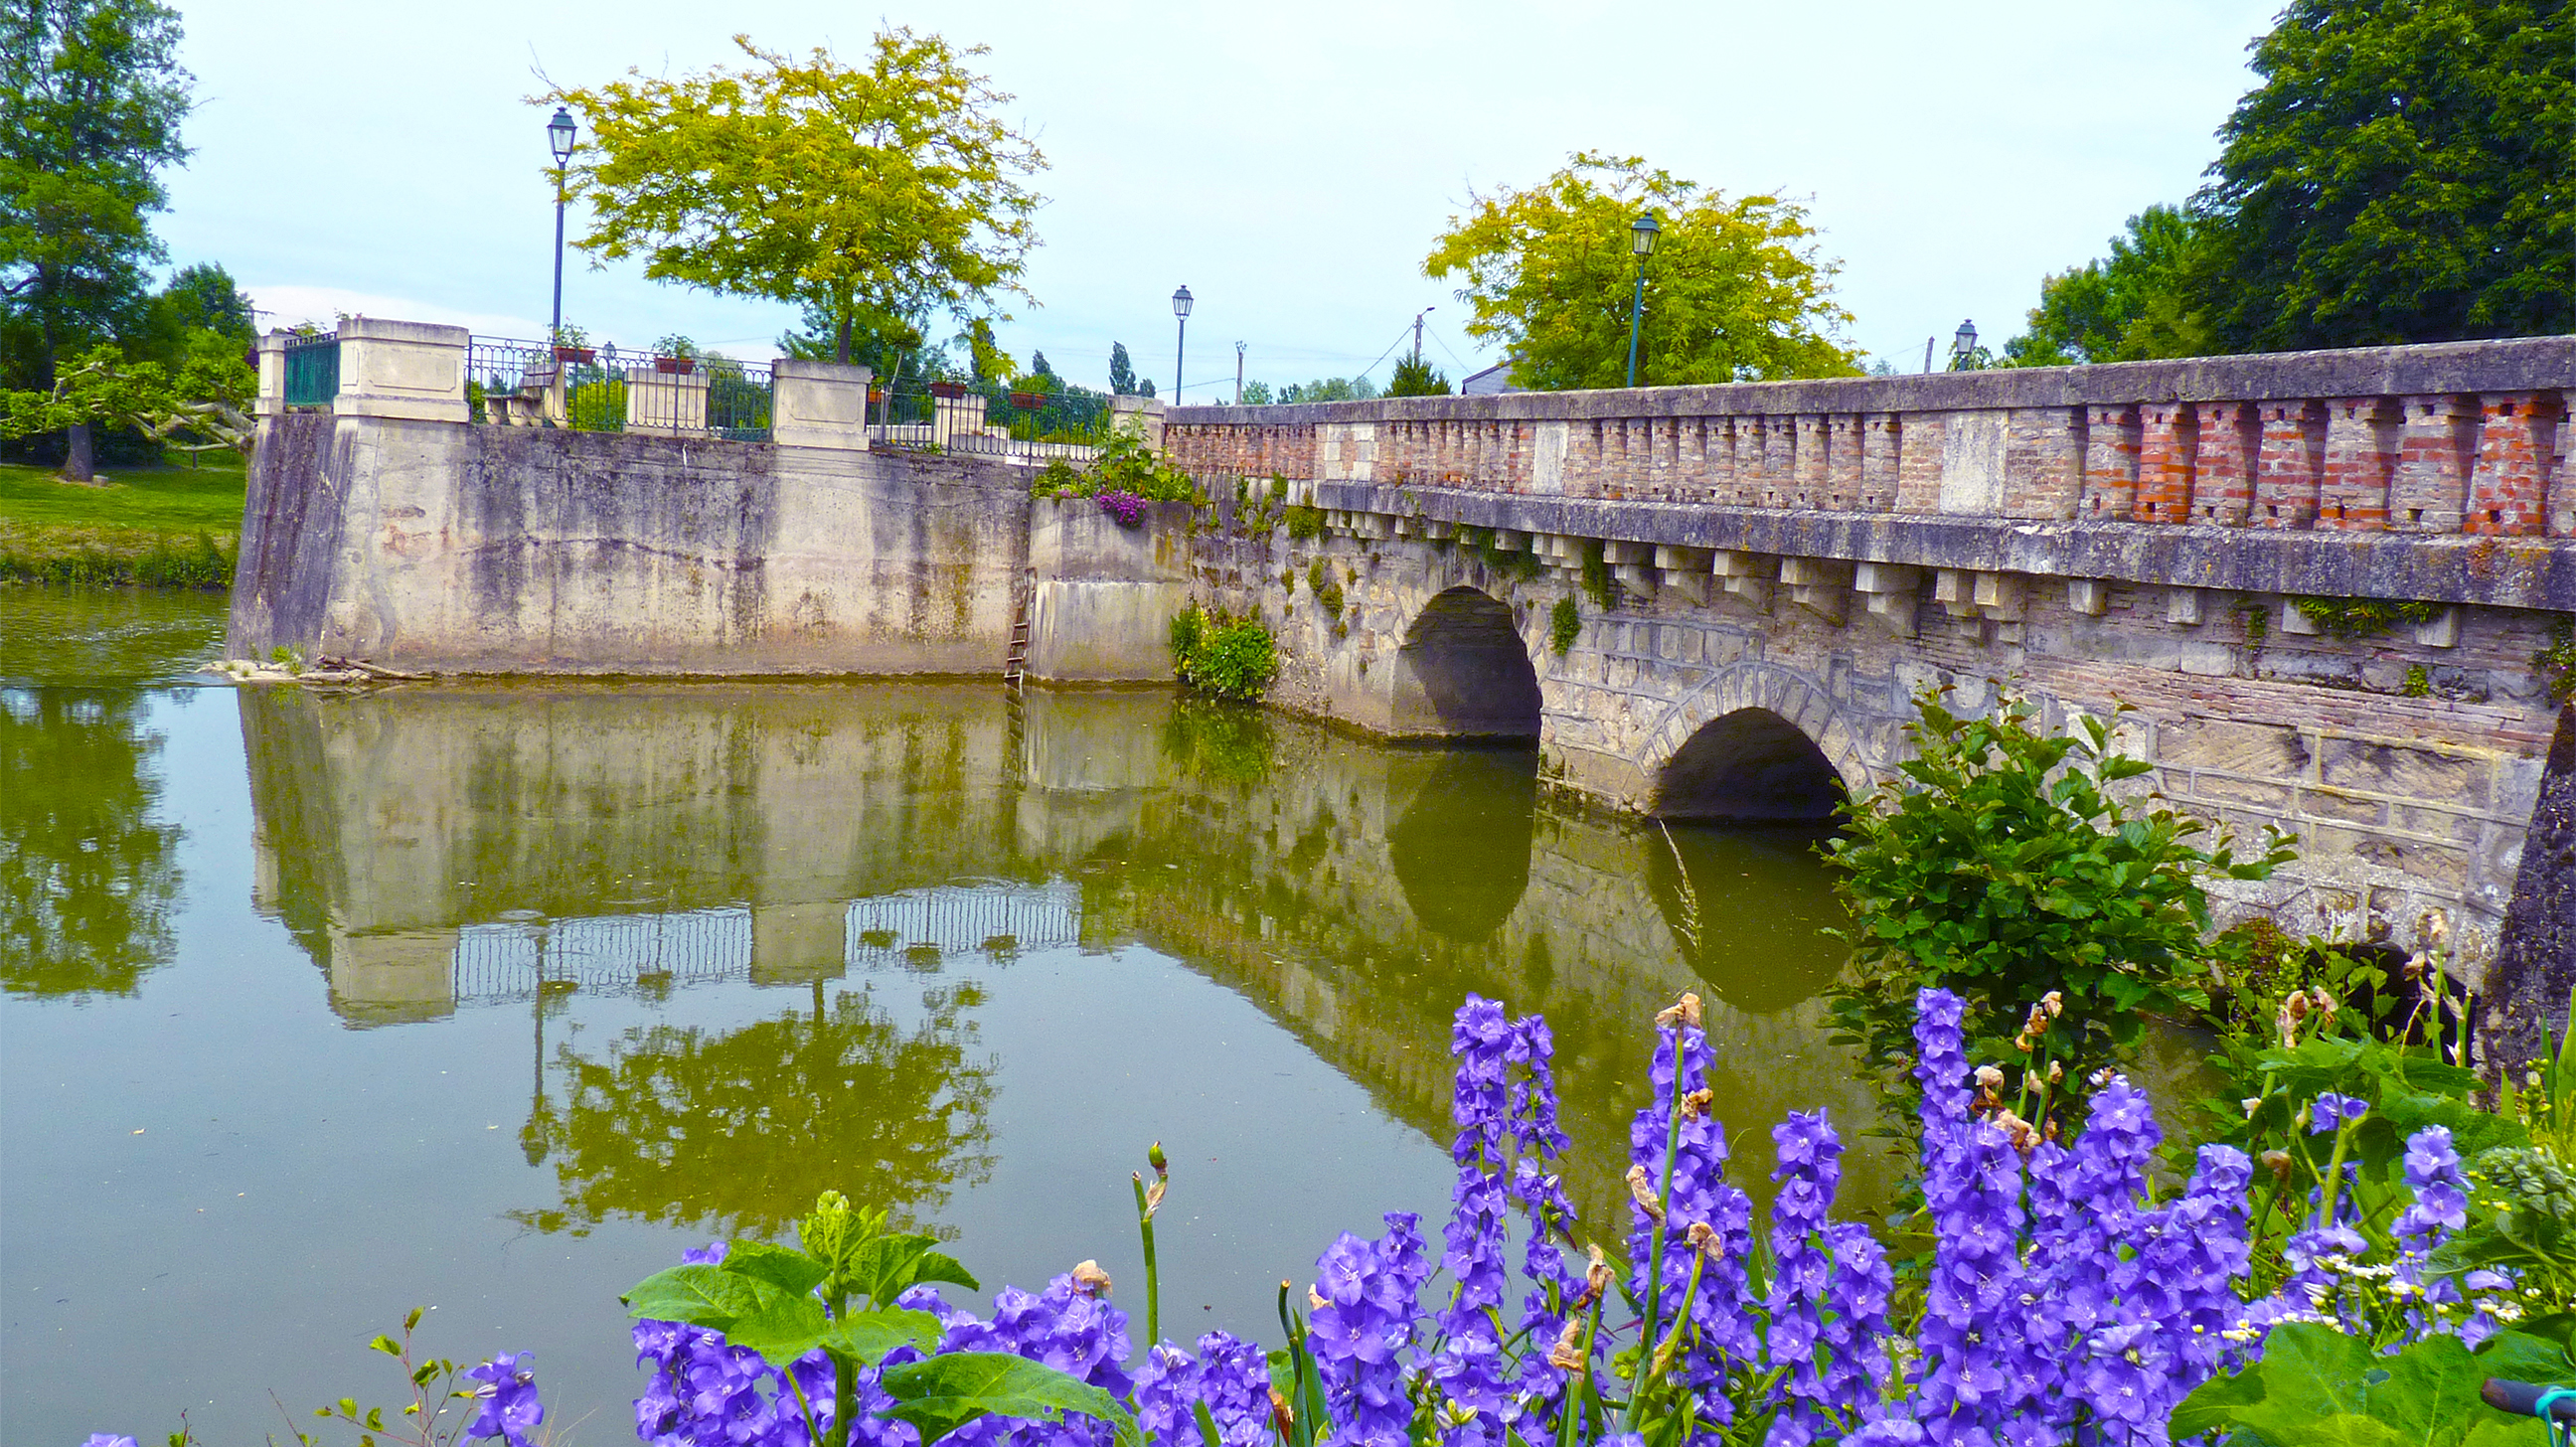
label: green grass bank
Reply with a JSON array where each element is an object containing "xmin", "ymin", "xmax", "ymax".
[{"xmin": 0, "ymin": 455, "xmax": 244, "ymax": 587}]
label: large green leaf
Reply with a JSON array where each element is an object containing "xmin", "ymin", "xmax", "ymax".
[
  {"xmin": 823, "ymin": 1309, "xmax": 944, "ymax": 1365},
  {"xmin": 850, "ymin": 1232, "xmax": 981, "ymax": 1308},
  {"xmin": 2174, "ymin": 1326, "xmax": 2563, "ymax": 1447},
  {"xmin": 723, "ymin": 1240, "xmax": 831, "ymax": 1298},
  {"xmin": 879, "ymin": 1351, "xmax": 1139, "ymax": 1447},
  {"xmin": 623, "ymin": 1263, "xmax": 788, "ymax": 1332}
]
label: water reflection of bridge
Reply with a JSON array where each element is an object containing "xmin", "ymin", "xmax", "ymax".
[
  {"xmin": 240, "ymin": 682, "xmax": 1884, "ymax": 1222},
  {"xmin": 446, "ymin": 885, "xmax": 1083, "ymax": 1007}
]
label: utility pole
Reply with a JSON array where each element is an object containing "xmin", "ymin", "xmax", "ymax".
[
  {"xmin": 1923, "ymin": 336, "xmax": 1935, "ymax": 374},
  {"xmin": 1412, "ymin": 306, "xmax": 1434, "ymax": 363},
  {"xmin": 1234, "ymin": 342, "xmax": 1245, "ymax": 405}
]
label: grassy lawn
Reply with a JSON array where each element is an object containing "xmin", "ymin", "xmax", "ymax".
[{"xmin": 0, "ymin": 454, "xmax": 247, "ymax": 586}]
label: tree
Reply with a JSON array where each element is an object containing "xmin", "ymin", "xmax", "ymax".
[
  {"xmin": 2002, "ymin": 205, "xmax": 2217, "ymax": 366},
  {"xmin": 1423, "ymin": 151, "xmax": 1859, "ymax": 391},
  {"xmin": 1107, "ymin": 340, "xmax": 1137, "ymax": 396},
  {"xmin": 2195, "ymin": 0, "xmax": 2572, "ymax": 349},
  {"xmin": 1384, "ymin": 355, "xmax": 1450, "ymax": 396},
  {"xmin": 546, "ymin": 29, "xmax": 1046, "ymax": 367},
  {"xmin": 0, "ymin": 0, "xmax": 192, "ymax": 481},
  {"xmin": 1, "ymin": 335, "xmax": 252, "ymax": 465},
  {"xmin": 1276, "ymin": 376, "xmax": 1378, "ymax": 403},
  {"xmin": 962, "ymin": 317, "xmax": 1013, "ymax": 384}
]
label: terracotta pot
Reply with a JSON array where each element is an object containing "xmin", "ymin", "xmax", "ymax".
[
  {"xmin": 1009, "ymin": 391, "xmax": 1044, "ymax": 409},
  {"xmin": 653, "ymin": 357, "xmax": 696, "ymax": 375},
  {"xmin": 553, "ymin": 346, "xmax": 596, "ymax": 363},
  {"xmin": 928, "ymin": 382, "xmax": 968, "ymax": 400}
]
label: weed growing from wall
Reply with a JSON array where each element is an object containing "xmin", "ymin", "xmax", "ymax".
[
  {"xmin": 1170, "ymin": 601, "xmax": 1278, "ymax": 701},
  {"xmin": 2539, "ymin": 617, "xmax": 2576, "ymax": 706},
  {"xmin": 2290, "ymin": 595, "xmax": 2444, "ymax": 639},
  {"xmin": 1283, "ymin": 504, "xmax": 1325, "ymax": 542},
  {"xmin": 1579, "ymin": 539, "xmax": 1615, "ymax": 609},
  {"xmin": 1307, "ymin": 559, "xmax": 1344, "ymax": 619},
  {"xmin": 1549, "ymin": 595, "xmax": 1580, "ymax": 656}
]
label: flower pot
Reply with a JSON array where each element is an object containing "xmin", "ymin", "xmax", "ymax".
[
  {"xmin": 1009, "ymin": 391, "xmax": 1044, "ymax": 410},
  {"xmin": 653, "ymin": 357, "xmax": 696, "ymax": 375},
  {"xmin": 553, "ymin": 346, "xmax": 596, "ymax": 364},
  {"xmin": 928, "ymin": 382, "xmax": 968, "ymax": 400}
]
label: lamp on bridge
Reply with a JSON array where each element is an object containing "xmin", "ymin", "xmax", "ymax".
[
  {"xmin": 1625, "ymin": 212, "xmax": 1662, "ymax": 389},
  {"xmin": 547, "ymin": 105, "xmax": 577, "ymax": 349},
  {"xmin": 1172, "ymin": 284, "xmax": 1194, "ymax": 403},
  {"xmin": 1951, "ymin": 318, "xmax": 1979, "ymax": 371}
]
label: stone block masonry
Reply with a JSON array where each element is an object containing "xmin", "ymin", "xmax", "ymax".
[{"xmin": 1164, "ymin": 337, "xmax": 2576, "ymax": 978}]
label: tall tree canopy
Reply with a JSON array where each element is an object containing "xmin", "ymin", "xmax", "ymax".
[
  {"xmin": 2003, "ymin": 206, "xmax": 2217, "ymax": 367},
  {"xmin": 1423, "ymin": 152, "xmax": 1859, "ymax": 391},
  {"xmin": 2198, "ymin": 0, "xmax": 2571, "ymax": 349},
  {"xmin": 2003, "ymin": 0, "xmax": 2570, "ymax": 363},
  {"xmin": 0, "ymin": 0, "xmax": 191, "ymax": 478},
  {"xmin": 547, "ymin": 29, "xmax": 1046, "ymax": 367}
]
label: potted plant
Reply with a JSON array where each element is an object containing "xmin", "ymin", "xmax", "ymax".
[
  {"xmin": 928, "ymin": 381, "xmax": 968, "ymax": 401},
  {"xmin": 553, "ymin": 345, "xmax": 596, "ymax": 364},
  {"xmin": 1009, "ymin": 391, "xmax": 1043, "ymax": 409},
  {"xmin": 652, "ymin": 356, "xmax": 696, "ymax": 375}
]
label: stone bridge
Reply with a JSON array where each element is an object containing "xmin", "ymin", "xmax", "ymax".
[{"xmin": 1162, "ymin": 339, "xmax": 2576, "ymax": 973}]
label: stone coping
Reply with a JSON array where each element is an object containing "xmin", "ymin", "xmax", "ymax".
[
  {"xmin": 1175, "ymin": 336, "xmax": 2576, "ymax": 423},
  {"xmin": 1316, "ymin": 481, "xmax": 2576, "ymax": 611}
]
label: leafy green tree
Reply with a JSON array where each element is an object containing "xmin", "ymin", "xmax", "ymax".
[
  {"xmin": 2198, "ymin": 0, "xmax": 2572, "ymax": 349},
  {"xmin": 144, "ymin": 260, "xmax": 249, "ymax": 344},
  {"xmin": 1384, "ymin": 355, "xmax": 1450, "ymax": 397},
  {"xmin": 1423, "ymin": 151, "xmax": 1859, "ymax": 390},
  {"xmin": 2, "ymin": 333, "xmax": 252, "ymax": 462},
  {"xmin": 0, "ymin": 687, "xmax": 183, "ymax": 997},
  {"xmin": 1276, "ymin": 375, "xmax": 1378, "ymax": 403},
  {"xmin": 1107, "ymin": 341, "xmax": 1137, "ymax": 396},
  {"xmin": 1, "ymin": 0, "xmax": 192, "ymax": 480},
  {"xmin": 1237, "ymin": 379, "xmax": 1273, "ymax": 404},
  {"xmin": 962, "ymin": 317, "xmax": 1013, "ymax": 384},
  {"xmin": 2002, "ymin": 205, "xmax": 2217, "ymax": 366},
  {"xmin": 1028, "ymin": 350, "xmax": 1054, "ymax": 382},
  {"xmin": 547, "ymin": 30, "xmax": 1046, "ymax": 368}
]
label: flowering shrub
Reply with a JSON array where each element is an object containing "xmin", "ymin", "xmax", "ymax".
[
  {"xmin": 104, "ymin": 990, "xmax": 2563, "ymax": 1447},
  {"xmin": 1096, "ymin": 491, "xmax": 1149, "ymax": 528}
]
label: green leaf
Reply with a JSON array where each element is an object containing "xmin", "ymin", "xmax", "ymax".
[
  {"xmin": 722, "ymin": 1293, "xmax": 833, "ymax": 1359},
  {"xmin": 823, "ymin": 1308, "xmax": 945, "ymax": 1365},
  {"xmin": 623, "ymin": 1262, "xmax": 788, "ymax": 1332},
  {"xmin": 850, "ymin": 1232, "xmax": 981, "ymax": 1308},
  {"xmin": 879, "ymin": 1350, "xmax": 1141, "ymax": 1447},
  {"xmin": 723, "ymin": 1239, "xmax": 831, "ymax": 1298}
]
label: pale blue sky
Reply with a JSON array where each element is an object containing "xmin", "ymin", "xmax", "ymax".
[{"xmin": 162, "ymin": 0, "xmax": 2284, "ymax": 396}]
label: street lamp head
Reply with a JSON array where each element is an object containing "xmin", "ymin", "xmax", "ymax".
[
  {"xmin": 547, "ymin": 106, "xmax": 576, "ymax": 165},
  {"xmin": 1172, "ymin": 284, "xmax": 1194, "ymax": 319},
  {"xmin": 1631, "ymin": 212, "xmax": 1662, "ymax": 257},
  {"xmin": 1953, "ymin": 318, "xmax": 1978, "ymax": 356}
]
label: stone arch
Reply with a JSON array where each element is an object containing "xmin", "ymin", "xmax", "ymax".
[
  {"xmin": 1388, "ymin": 585, "xmax": 1542, "ymax": 737},
  {"xmin": 1638, "ymin": 662, "xmax": 1873, "ymax": 820}
]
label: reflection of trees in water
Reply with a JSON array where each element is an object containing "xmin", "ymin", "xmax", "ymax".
[
  {"xmin": 519, "ymin": 984, "xmax": 997, "ymax": 1240},
  {"xmin": 1388, "ymin": 747, "xmax": 1536, "ymax": 943},
  {"xmin": 1, "ymin": 690, "xmax": 182, "ymax": 997}
]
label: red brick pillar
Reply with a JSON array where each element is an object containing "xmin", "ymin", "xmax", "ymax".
[
  {"xmin": 1795, "ymin": 414, "xmax": 1829, "ymax": 507},
  {"xmin": 1860, "ymin": 413, "xmax": 1900, "ymax": 511},
  {"xmin": 1762, "ymin": 415, "xmax": 1797, "ymax": 507},
  {"xmin": 1827, "ymin": 414, "xmax": 1862, "ymax": 509},
  {"xmin": 2391, "ymin": 395, "xmax": 2478, "ymax": 532},
  {"xmin": 2319, "ymin": 396, "xmax": 2397, "ymax": 531},
  {"xmin": 2080, "ymin": 403, "xmax": 2140, "ymax": 520},
  {"xmin": 2135, "ymin": 402, "xmax": 2196, "ymax": 523},
  {"xmin": 2253, "ymin": 401, "xmax": 2324, "ymax": 528},
  {"xmin": 1895, "ymin": 412, "xmax": 1944, "ymax": 513},
  {"xmin": 2467, "ymin": 391, "xmax": 2563, "ymax": 537},
  {"xmin": 2190, "ymin": 401, "xmax": 2259, "ymax": 525}
]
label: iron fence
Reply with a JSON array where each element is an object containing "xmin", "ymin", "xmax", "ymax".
[
  {"xmin": 466, "ymin": 336, "xmax": 774, "ymax": 440},
  {"xmin": 282, "ymin": 331, "xmax": 339, "ymax": 406},
  {"xmin": 988, "ymin": 385, "xmax": 1112, "ymax": 445}
]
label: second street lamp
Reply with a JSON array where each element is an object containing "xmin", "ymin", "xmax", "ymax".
[
  {"xmin": 1625, "ymin": 212, "xmax": 1661, "ymax": 389},
  {"xmin": 1951, "ymin": 318, "xmax": 1979, "ymax": 370},
  {"xmin": 1172, "ymin": 285, "xmax": 1193, "ymax": 402},
  {"xmin": 547, "ymin": 105, "xmax": 576, "ymax": 348}
]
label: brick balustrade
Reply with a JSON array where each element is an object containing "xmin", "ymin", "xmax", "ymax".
[{"xmin": 1162, "ymin": 338, "xmax": 2574, "ymax": 541}]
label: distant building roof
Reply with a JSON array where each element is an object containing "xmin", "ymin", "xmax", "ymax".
[{"xmin": 1460, "ymin": 361, "xmax": 1524, "ymax": 396}]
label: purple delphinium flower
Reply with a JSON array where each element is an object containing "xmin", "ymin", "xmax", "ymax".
[
  {"xmin": 464, "ymin": 1352, "xmax": 546, "ymax": 1447},
  {"xmin": 1309, "ymin": 1213, "xmax": 1431, "ymax": 1447},
  {"xmin": 1097, "ymin": 491, "xmax": 1148, "ymax": 528},
  {"xmin": 2307, "ymin": 1092, "xmax": 2368, "ymax": 1134},
  {"xmin": 1762, "ymin": 1111, "xmax": 1843, "ymax": 1447},
  {"xmin": 2395, "ymin": 1126, "xmax": 2469, "ymax": 1252},
  {"xmin": 1817, "ymin": 1220, "xmax": 1894, "ymax": 1417},
  {"xmin": 1909, "ymin": 989, "xmax": 2028, "ymax": 1447},
  {"xmin": 81, "ymin": 1437, "xmax": 139, "ymax": 1447},
  {"xmin": 1626, "ymin": 1007, "xmax": 1759, "ymax": 1421},
  {"xmin": 1134, "ymin": 1336, "xmax": 1269, "ymax": 1447}
]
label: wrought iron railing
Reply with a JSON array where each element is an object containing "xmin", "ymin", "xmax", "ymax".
[
  {"xmin": 281, "ymin": 331, "xmax": 339, "ymax": 407},
  {"xmin": 466, "ymin": 336, "xmax": 774, "ymax": 440}
]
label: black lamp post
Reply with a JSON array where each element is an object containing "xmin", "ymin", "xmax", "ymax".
[
  {"xmin": 1172, "ymin": 285, "xmax": 1193, "ymax": 402},
  {"xmin": 547, "ymin": 106, "xmax": 576, "ymax": 347},
  {"xmin": 1625, "ymin": 213, "xmax": 1661, "ymax": 388},
  {"xmin": 1951, "ymin": 318, "xmax": 1979, "ymax": 369}
]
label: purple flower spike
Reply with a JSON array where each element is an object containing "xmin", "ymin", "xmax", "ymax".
[{"xmin": 2307, "ymin": 1092, "xmax": 2369, "ymax": 1134}]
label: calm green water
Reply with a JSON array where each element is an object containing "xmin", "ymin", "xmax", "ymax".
[{"xmin": 0, "ymin": 588, "xmax": 1877, "ymax": 1446}]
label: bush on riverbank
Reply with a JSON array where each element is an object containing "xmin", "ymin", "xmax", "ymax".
[
  {"xmin": 1170, "ymin": 602, "xmax": 1276, "ymax": 702},
  {"xmin": 0, "ymin": 528, "xmax": 231, "ymax": 586}
]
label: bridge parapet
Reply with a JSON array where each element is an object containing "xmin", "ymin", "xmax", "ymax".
[{"xmin": 1168, "ymin": 337, "xmax": 2574, "ymax": 540}]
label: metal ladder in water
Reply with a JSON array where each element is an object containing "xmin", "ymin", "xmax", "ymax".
[{"xmin": 1003, "ymin": 568, "xmax": 1033, "ymax": 693}]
